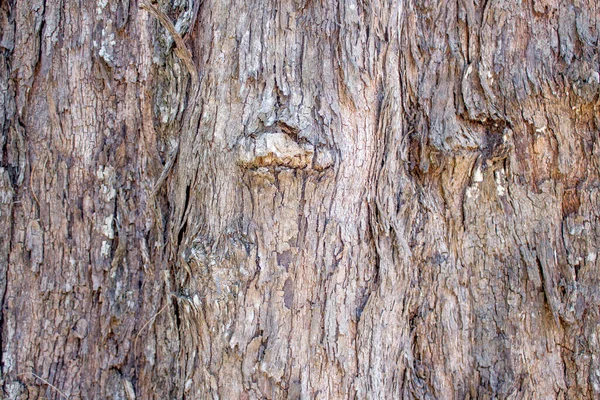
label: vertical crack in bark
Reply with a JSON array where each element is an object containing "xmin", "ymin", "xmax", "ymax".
[{"xmin": 176, "ymin": 184, "xmax": 191, "ymax": 248}]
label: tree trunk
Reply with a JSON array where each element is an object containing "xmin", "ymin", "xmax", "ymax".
[{"xmin": 1, "ymin": 0, "xmax": 599, "ymax": 398}]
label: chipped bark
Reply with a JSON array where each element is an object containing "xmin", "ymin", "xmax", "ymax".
[{"xmin": 1, "ymin": 0, "xmax": 600, "ymax": 399}]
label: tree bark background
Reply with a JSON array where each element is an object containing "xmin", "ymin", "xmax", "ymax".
[{"xmin": 1, "ymin": 0, "xmax": 599, "ymax": 398}]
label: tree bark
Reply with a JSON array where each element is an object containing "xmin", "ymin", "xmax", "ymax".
[{"xmin": 1, "ymin": 0, "xmax": 599, "ymax": 398}]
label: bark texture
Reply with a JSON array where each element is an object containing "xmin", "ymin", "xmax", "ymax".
[{"xmin": 1, "ymin": 0, "xmax": 599, "ymax": 398}]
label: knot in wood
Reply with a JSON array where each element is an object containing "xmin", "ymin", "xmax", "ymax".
[{"xmin": 237, "ymin": 131, "xmax": 315, "ymax": 170}]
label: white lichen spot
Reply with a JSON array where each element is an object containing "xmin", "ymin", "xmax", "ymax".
[
  {"xmin": 97, "ymin": 29, "xmax": 116, "ymax": 64},
  {"xmin": 495, "ymin": 171, "xmax": 506, "ymax": 196},
  {"xmin": 97, "ymin": 166, "xmax": 116, "ymax": 202},
  {"xmin": 96, "ymin": 0, "xmax": 108, "ymax": 19},
  {"xmin": 101, "ymin": 215, "xmax": 115, "ymax": 239},
  {"xmin": 496, "ymin": 184, "xmax": 506, "ymax": 196},
  {"xmin": 98, "ymin": 43, "xmax": 113, "ymax": 63},
  {"xmin": 587, "ymin": 252, "xmax": 597, "ymax": 263},
  {"xmin": 101, "ymin": 241, "xmax": 111, "ymax": 257},
  {"xmin": 473, "ymin": 166, "xmax": 484, "ymax": 182},
  {"xmin": 102, "ymin": 185, "xmax": 116, "ymax": 202}
]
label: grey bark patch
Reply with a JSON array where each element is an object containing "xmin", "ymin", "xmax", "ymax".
[
  {"xmin": 277, "ymin": 250, "xmax": 293, "ymax": 271},
  {"xmin": 26, "ymin": 219, "xmax": 44, "ymax": 271},
  {"xmin": 73, "ymin": 318, "xmax": 89, "ymax": 339},
  {"xmin": 283, "ymin": 278, "xmax": 294, "ymax": 309}
]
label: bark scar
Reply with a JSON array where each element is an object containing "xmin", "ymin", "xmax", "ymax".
[{"xmin": 237, "ymin": 131, "xmax": 333, "ymax": 170}]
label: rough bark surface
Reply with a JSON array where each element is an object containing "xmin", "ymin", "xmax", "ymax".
[{"xmin": 1, "ymin": 0, "xmax": 599, "ymax": 398}]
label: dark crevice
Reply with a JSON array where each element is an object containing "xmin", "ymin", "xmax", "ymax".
[
  {"xmin": 534, "ymin": 249, "xmax": 559, "ymax": 326},
  {"xmin": 367, "ymin": 201, "xmax": 382, "ymax": 287},
  {"xmin": 172, "ymin": 296, "xmax": 182, "ymax": 335},
  {"xmin": 181, "ymin": 184, "xmax": 191, "ymax": 222},
  {"xmin": 177, "ymin": 184, "xmax": 191, "ymax": 247},
  {"xmin": 0, "ymin": 223, "xmax": 10, "ymax": 389},
  {"xmin": 177, "ymin": 220, "xmax": 187, "ymax": 248},
  {"xmin": 34, "ymin": 2, "xmax": 46, "ymax": 82},
  {"xmin": 355, "ymin": 288, "xmax": 370, "ymax": 323}
]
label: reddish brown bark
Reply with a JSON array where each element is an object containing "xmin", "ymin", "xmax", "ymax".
[{"xmin": 1, "ymin": 0, "xmax": 599, "ymax": 398}]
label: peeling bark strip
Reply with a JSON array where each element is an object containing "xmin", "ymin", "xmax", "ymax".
[
  {"xmin": 1, "ymin": 0, "xmax": 600, "ymax": 399},
  {"xmin": 138, "ymin": 0, "xmax": 198, "ymax": 86}
]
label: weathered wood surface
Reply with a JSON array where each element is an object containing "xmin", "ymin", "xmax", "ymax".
[{"xmin": 0, "ymin": 0, "xmax": 599, "ymax": 398}]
